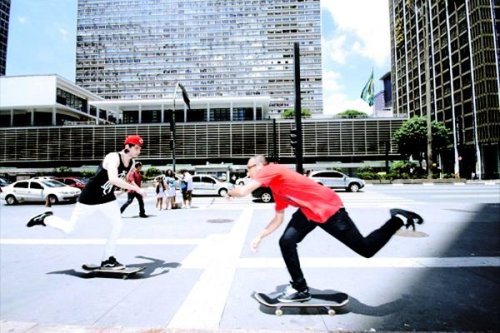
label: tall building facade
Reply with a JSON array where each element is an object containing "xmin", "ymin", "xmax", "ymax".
[
  {"xmin": 75, "ymin": 0, "xmax": 323, "ymax": 116},
  {"xmin": 0, "ymin": 0, "xmax": 10, "ymax": 76},
  {"xmin": 389, "ymin": 0, "xmax": 500, "ymax": 179}
]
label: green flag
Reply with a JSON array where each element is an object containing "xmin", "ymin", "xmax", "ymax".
[{"xmin": 360, "ymin": 70, "xmax": 375, "ymax": 106}]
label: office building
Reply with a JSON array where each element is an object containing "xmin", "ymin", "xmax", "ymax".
[
  {"xmin": 75, "ymin": 0, "xmax": 323, "ymax": 116},
  {"xmin": 389, "ymin": 0, "xmax": 500, "ymax": 179},
  {"xmin": 0, "ymin": 0, "xmax": 10, "ymax": 75}
]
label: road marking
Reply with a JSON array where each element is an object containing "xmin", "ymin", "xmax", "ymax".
[
  {"xmin": 167, "ymin": 208, "xmax": 253, "ymax": 330},
  {"xmin": 0, "ymin": 238, "xmax": 202, "ymax": 245},
  {"xmin": 237, "ymin": 256, "xmax": 500, "ymax": 268}
]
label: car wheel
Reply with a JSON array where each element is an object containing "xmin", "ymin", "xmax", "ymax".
[
  {"xmin": 261, "ymin": 192, "xmax": 273, "ymax": 203},
  {"xmin": 48, "ymin": 194, "xmax": 59, "ymax": 205},
  {"xmin": 347, "ymin": 183, "xmax": 360, "ymax": 192},
  {"xmin": 218, "ymin": 188, "xmax": 228, "ymax": 197},
  {"xmin": 5, "ymin": 195, "xmax": 18, "ymax": 205}
]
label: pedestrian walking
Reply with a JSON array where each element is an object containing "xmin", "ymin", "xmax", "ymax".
[
  {"xmin": 120, "ymin": 161, "xmax": 147, "ymax": 218},
  {"xmin": 165, "ymin": 169, "xmax": 177, "ymax": 209},
  {"xmin": 26, "ymin": 135, "xmax": 146, "ymax": 269},
  {"xmin": 155, "ymin": 175, "xmax": 167, "ymax": 210},
  {"xmin": 180, "ymin": 170, "xmax": 193, "ymax": 208},
  {"xmin": 227, "ymin": 154, "xmax": 424, "ymax": 302}
]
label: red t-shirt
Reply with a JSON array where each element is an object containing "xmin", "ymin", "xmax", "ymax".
[
  {"xmin": 127, "ymin": 169, "xmax": 142, "ymax": 193},
  {"xmin": 253, "ymin": 164, "xmax": 343, "ymax": 223}
]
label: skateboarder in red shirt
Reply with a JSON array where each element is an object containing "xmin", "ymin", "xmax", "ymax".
[{"xmin": 227, "ymin": 154, "xmax": 423, "ymax": 303}]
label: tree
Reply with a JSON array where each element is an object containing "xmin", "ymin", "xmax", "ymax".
[
  {"xmin": 336, "ymin": 110, "xmax": 369, "ymax": 119},
  {"xmin": 393, "ymin": 116, "xmax": 450, "ymax": 167},
  {"xmin": 281, "ymin": 108, "xmax": 312, "ymax": 119}
]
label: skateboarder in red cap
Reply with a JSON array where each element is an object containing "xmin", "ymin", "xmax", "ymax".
[{"xmin": 27, "ymin": 135, "xmax": 146, "ymax": 269}]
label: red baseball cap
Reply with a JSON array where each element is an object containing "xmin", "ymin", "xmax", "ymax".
[{"xmin": 124, "ymin": 135, "xmax": 144, "ymax": 146}]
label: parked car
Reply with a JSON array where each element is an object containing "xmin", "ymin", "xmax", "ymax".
[
  {"xmin": 0, "ymin": 179, "xmax": 81, "ymax": 205},
  {"xmin": 191, "ymin": 174, "xmax": 234, "ymax": 197},
  {"xmin": 309, "ymin": 170, "xmax": 365, "ymax": 192},
  {"xmin": 235, "ymin": 176, "xmax": 252, "ymax": 186},
  {"xmin": 251, "ymin": 186, "xmax": 274, "ymax": 203},
  {"xmin": 0, "ymin": 177, "xmax": 12, "ymax": 193},
  {"xmin": 53, "ymin": 177, "xmax": 87, "ymax": 190}
]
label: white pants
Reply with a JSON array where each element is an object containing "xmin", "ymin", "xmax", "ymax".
[{"xmin": 44, "ymin": 201, "xmax": 123, "ymax": 261}]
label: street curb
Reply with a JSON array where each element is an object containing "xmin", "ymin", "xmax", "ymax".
[{"xmin": 364, "ymin": 180, "xmax": 499, "ymax": 186}]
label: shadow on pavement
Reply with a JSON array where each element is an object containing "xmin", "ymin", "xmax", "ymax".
[
  {"xmin": 46, "ymin": 255, "xmax": 181, "ymax": 280},
  {"xmin": 373, "ymin": 203, "xmax": 500, "ymax": 331}
]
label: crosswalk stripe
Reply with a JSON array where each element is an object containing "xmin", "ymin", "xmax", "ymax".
[
  {"xmin": 237, "ymin": 256, "xmax": 500, "ymax": 268},
  {"xmin": 0, "ymin": 238, "xmax": 202, "ymax": 245}
]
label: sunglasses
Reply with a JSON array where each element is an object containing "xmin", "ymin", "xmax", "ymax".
[{"xmin": 246, "ymin": 164, "xmax": 257, "ymax": 171}]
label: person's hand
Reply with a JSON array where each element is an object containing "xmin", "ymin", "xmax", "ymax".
[{"xmin": 250, "ymin": 236, "xmax": 262, "ymax": 252}]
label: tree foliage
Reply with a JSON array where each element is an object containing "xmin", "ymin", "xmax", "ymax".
[
  {"xmin": 144, "ymin": 166, "xmax": 161, "ymax": 180},
  {"xmin": 336, "ymin": 110, "xmax": 369, "ymax": 119},
  {"xmin": 281, "ymin": 108, "xmax": 312, "ymax": 119},
  {"xmin": 393, "ymin": 116, "xmax": 451, "ymax": 160}
]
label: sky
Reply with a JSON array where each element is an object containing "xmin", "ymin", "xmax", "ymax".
[{"xmin": 5, "ymin": 0, "xmax": 391, "ymax": 115}]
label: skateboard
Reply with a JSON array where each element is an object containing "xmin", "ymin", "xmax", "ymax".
[
  {"xmin": 81, "ymin": 264, "xmax": 145, "ymax": 279},
  {"xmin": 253, "ymin": 291, "xmax": 349, "ymax": 316}
]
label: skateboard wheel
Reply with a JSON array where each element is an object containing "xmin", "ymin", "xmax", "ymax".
[
  {"xmin": 328, "ymin": 309, "xmax": 336, "ymax": 316},
  {"xmin": 275, "ymin": 309, "xmax": 283, "ymax": 316}
]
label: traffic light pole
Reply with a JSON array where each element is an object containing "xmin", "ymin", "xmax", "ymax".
[{"xmin": 293, "ymin": 42, "xmax": 304, "ymax": 174}]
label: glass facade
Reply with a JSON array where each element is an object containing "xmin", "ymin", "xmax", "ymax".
[
  {"xmin": 75, "ymin": 0, "xmax": 323, "ymax": 116},
  {"xmin": 389, "ymin": 0, "xmax": 500, "ymax": 178},
  {"xmin": 0, "ymin": 0, "xmax": 10, "ymax": 76}
]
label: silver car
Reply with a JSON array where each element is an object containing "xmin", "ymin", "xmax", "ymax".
[
  {"xmin": 309, "ymin": 170, "xmax": 365, "ymax": 192},
  {"xmin": 191, "ymin": 174, "xmax": 234, "ymax": 197},
  {"xmin": 0, "ymin": 179, "xmax": 81, "ymax": 205}
]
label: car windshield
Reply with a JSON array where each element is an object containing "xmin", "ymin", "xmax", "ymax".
[
  {"xmin": 79, "ymin": 178, "xmax": 89, "ymax": 184},
  {"xmin": 41, "ymin": 180, "xmax": 66, "ymax": 187}
]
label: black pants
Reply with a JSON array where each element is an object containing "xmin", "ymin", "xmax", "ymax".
[
  {"xmin": 279, "ymin": 208, "xmax": 403, "ymax": 291},
  {"xmin": 120, "ymin": 192, "xmax": 145, "ymax": 216}
]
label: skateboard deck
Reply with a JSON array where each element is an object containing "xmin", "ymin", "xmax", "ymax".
[
  {"xmin": 253, "ymin": 291, "xmax": 349, "ymax": 316},
  {"xmin": 81, "ymin": 264, "xmax": 145, "ymax": 279}
]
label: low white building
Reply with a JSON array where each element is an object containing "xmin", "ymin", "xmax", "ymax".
[
  {"xmin": 0, "ymin": 74, "xmax": 115, "ymax": 127},
  {"xmin": 0, "ymin": 74, "xmax": 271, "ymax": 127}
]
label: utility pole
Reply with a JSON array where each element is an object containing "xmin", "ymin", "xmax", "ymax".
[
  {"xmin": 423, "ymin": 1, "xmax": 433, "ymax": 179},
  {"xmin": 293, "ymin": 41, "xmax": 304, "ymax": 174}
]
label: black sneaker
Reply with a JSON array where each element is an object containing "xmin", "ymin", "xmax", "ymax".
[
  {"xmin": 100, "ymin": 256, "xmax": 126, "ymax": 270},
  {"xmin": 139, "ymin": 214, "xmax": 148, "ymax": 218},
  {"xmin": 390, "ymin": 208, "xmax": 424, "ymax": 231},
  {"xmin": 26, "ymin": 211, "xmax": 53, "ymax": 227},
  {"xmin": 278, "ymin": 285, "xmax": 311, "ymax": 303}
]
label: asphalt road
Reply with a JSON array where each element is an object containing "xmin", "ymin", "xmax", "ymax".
[{"xmin": 1, "ymin": 183, "xmax": 499, "ymax": 332}]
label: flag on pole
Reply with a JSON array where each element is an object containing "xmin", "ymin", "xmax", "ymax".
[
  {"xmin": 360, "ymin": 70, "xmax": 375, "ymax": 106},
  {"xmin": 178, "ymin": 83, "xmax": 191, "ymax": 110}
]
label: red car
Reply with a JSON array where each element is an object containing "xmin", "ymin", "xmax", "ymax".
[{"xmin": 53, "ymin": 177, "xmax": 87, "ymax": 190}]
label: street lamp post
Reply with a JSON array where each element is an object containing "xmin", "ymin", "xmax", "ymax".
[
  {"xmin": 171, "ymin": 83, "xmax": 190, "ymax": 172},
  {"xmin": 407, "ymin": 0, "xmax": 433, "ymax": 179}
]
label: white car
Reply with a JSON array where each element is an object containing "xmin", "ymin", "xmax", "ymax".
[
  {"xmin": 191, "ymin": 174, "xmax": 234, "ymax": 197},
  {"xmin": 235, "ymin": 176, "xmax": 252, "ymax": 186},
  {"xmin": 309, "ymin": 170, "xmax": 365, "ymax": 192},
  {"xmin": 0, "ymin": 179, "xmax": 81, "ymax": 205}
]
